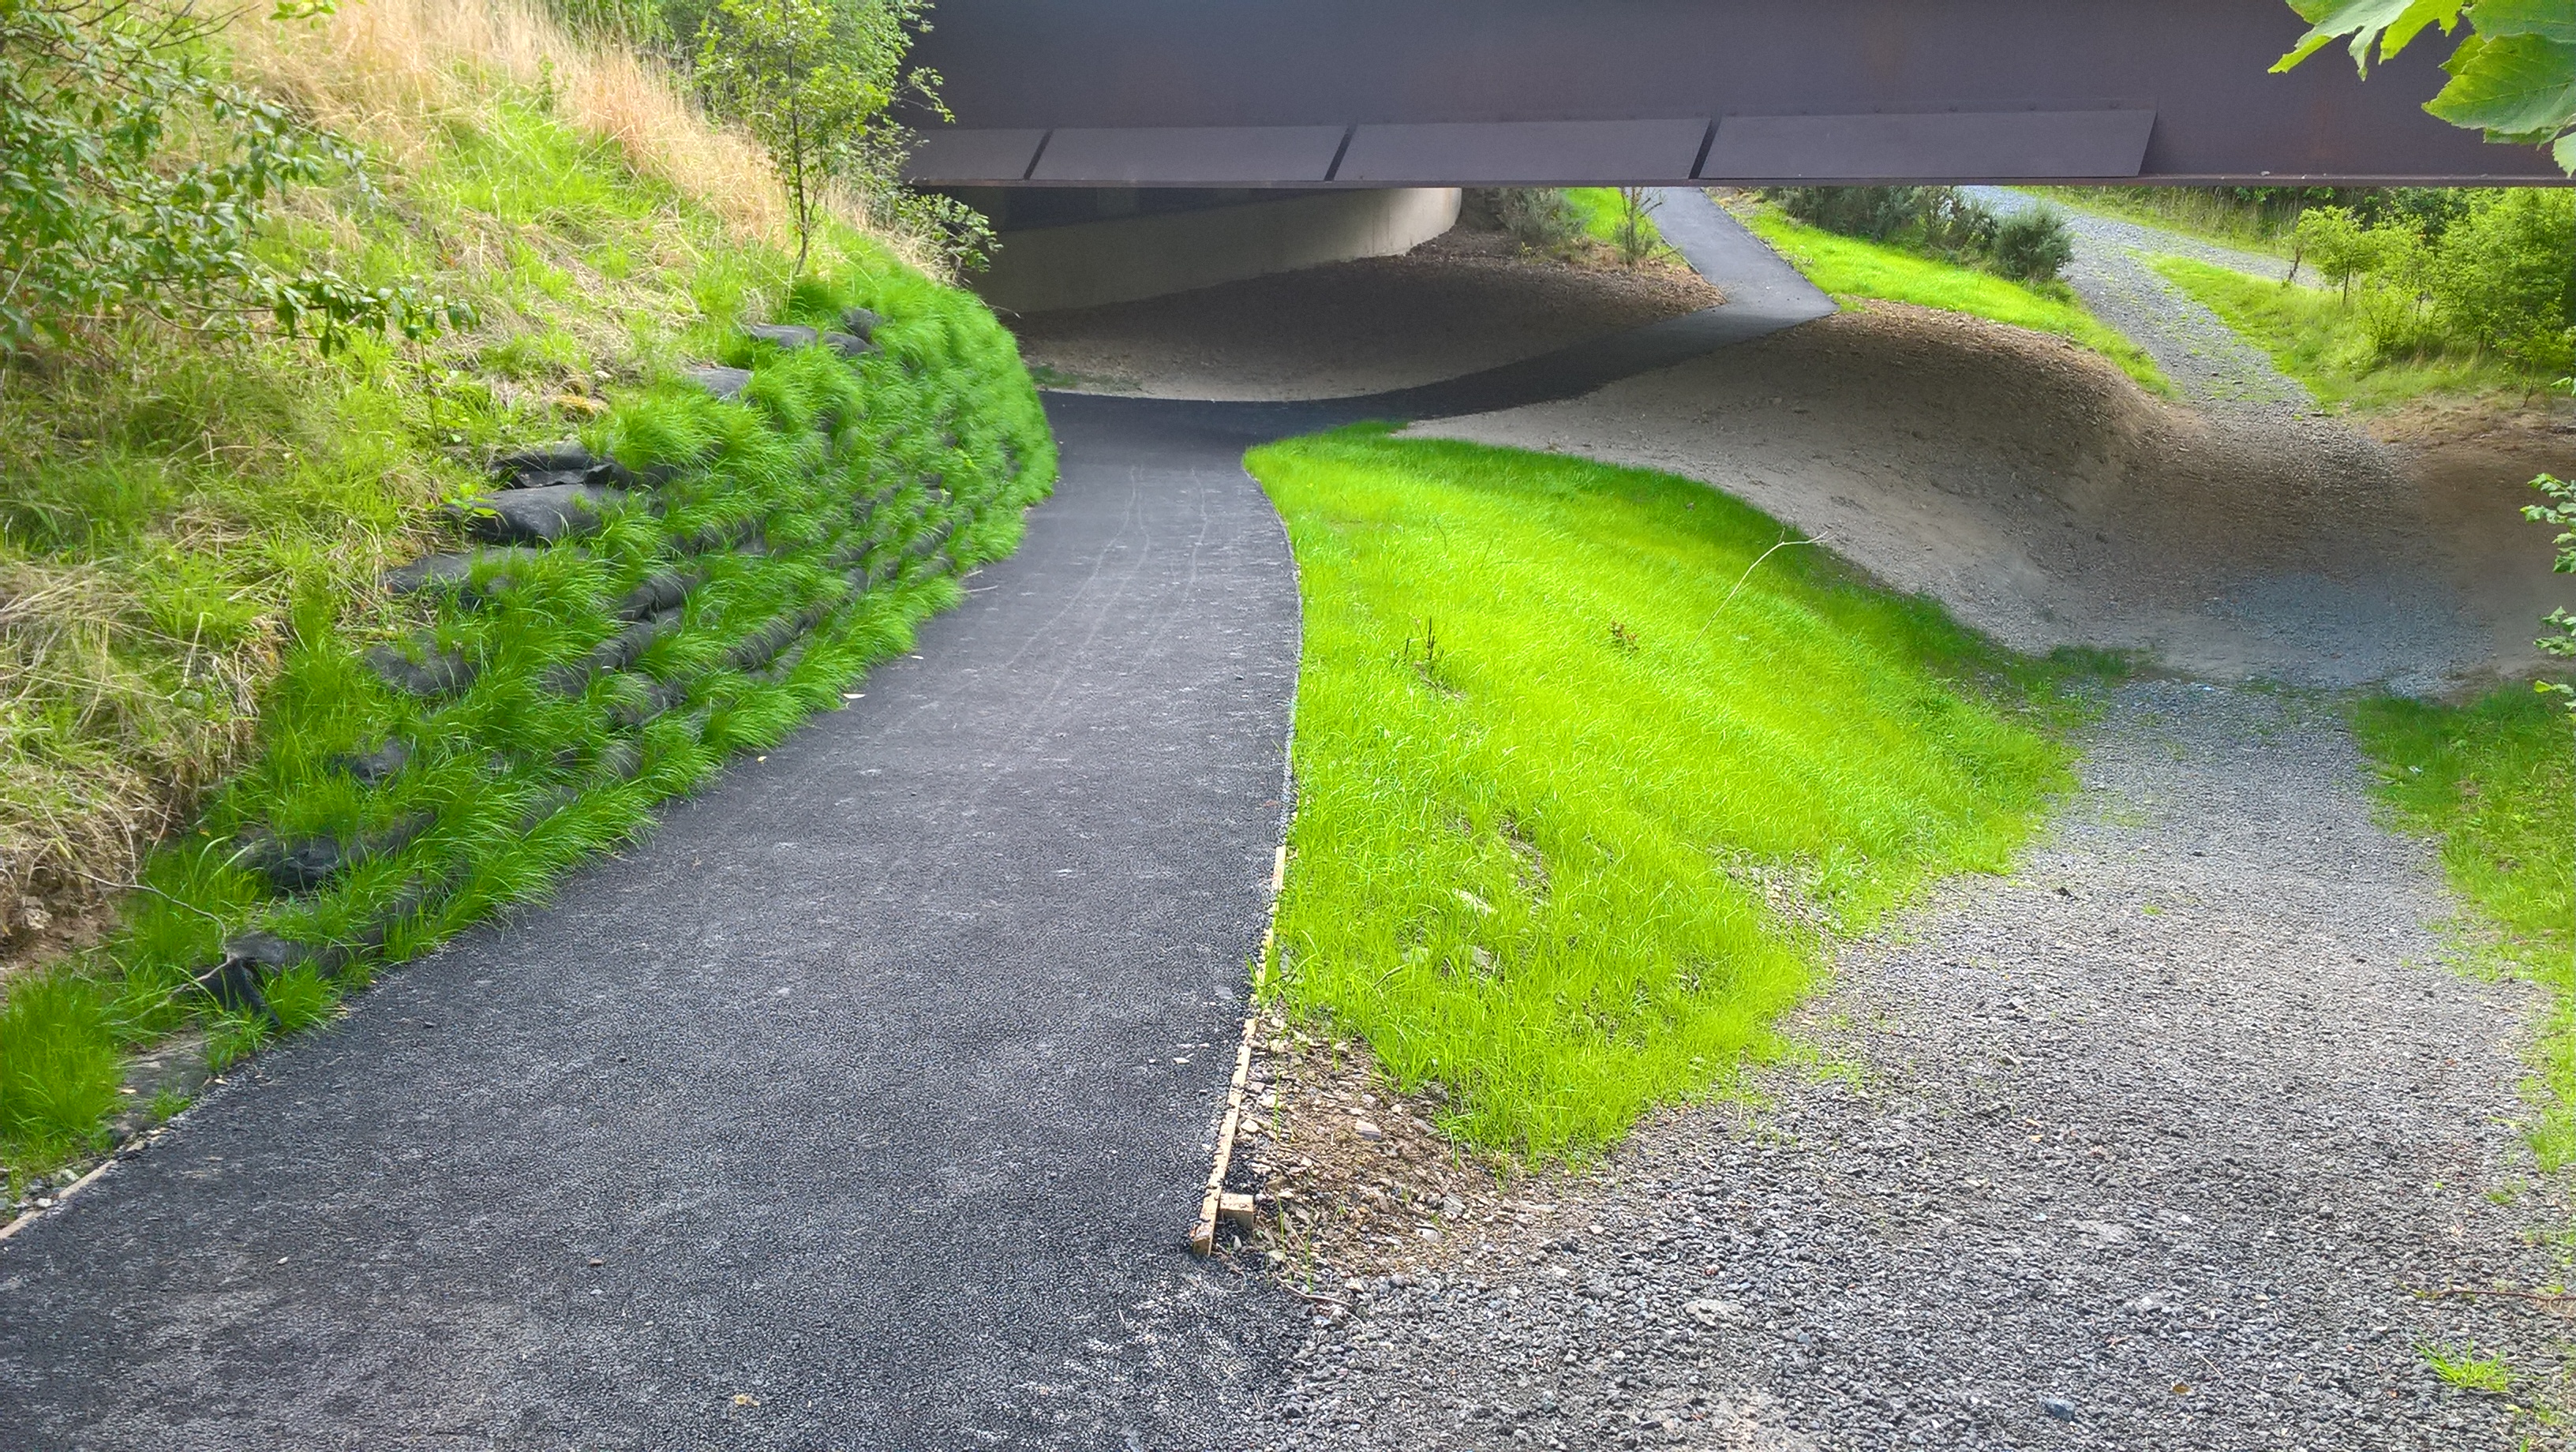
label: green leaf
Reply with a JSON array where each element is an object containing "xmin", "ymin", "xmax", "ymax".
[
  {"xmin": 2469, "ymin": 0, "xmax": 2576, "ymax": 47},
  {"xmin": 2430, "ymin": 32, "xmax": 2576, "ymax": 142},
  {"xmin": 2274, "ymin": 0, "xmax": 2463, "ymax": 74}
]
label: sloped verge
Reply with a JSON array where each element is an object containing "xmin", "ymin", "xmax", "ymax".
[{"xmin": 1, "ymin": 267, "xmax": 1054, "ymax": 1203}]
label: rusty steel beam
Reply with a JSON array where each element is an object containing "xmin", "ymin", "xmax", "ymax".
[{"xmin": 904, "ymin": 0, "xmax": 2564, "ymax": 187}]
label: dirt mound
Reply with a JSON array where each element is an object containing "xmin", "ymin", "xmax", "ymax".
[
  {"xmin": 1006, "ymin": 227, "xmax": 1720, "ymax": 401},
  {"xmin": 1420, "ymin": 301, "xmax": 2576, "ymax": 692}
]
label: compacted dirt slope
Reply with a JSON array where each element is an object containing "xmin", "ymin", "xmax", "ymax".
[
  {"xmin": 1419, "ymin": 302, "xmax": 2576, "ymax": 694},
  {"xmin": 1009, "ymin": 226, "xmax": 1720, "ymax": 402}
]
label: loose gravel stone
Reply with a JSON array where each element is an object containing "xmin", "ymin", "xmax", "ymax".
[
  {"xmin": 1250, "ymin": 683, "xmax": 2567, "ymax": 1451},
  {"xmin": 1965, "ymin": 189, "xmax": 2316, "ymax": 417}
]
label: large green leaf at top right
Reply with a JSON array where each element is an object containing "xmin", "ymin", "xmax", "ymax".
[{"xmin": 2429, "ymin": 30, "xmax": 2576, "ymax": 144}]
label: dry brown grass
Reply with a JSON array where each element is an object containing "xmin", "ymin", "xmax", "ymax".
[
  {"xmin": 233, "ymin": 0, "xmax": 792, "ymax": 244},
  {"xmin": 0, "ymin": 0, "xmax": 900, "ymax": 975}
]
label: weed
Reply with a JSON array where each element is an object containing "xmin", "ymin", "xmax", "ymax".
[
  {"xmin": 1607, "ymin": 620, "xmax": 1640, "ymax": 654},
  {"xmin": 2422, "ymin": 1342, "xmax": 2516, "ymax": 1395},
  {"xmin": 1400, "ymin": 616, "xmax": 1446, "ymax": 687},
  {"xmin": 1248, "ymin": 428, "xmax": 2106, "ymax": 1157}
]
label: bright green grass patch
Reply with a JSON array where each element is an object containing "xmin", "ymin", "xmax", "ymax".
[
  {"xmin": 2351, "ymin": 687, "xmax": 2576, "ymax": 1166},
  {"xmin": 1563, "ymin": 187, "xmax": 1668, "ymax": 256},
  {"xmin": 1743, "ymin": 207, "xmax": 2170, "ymax": 395},
  {"xmin": 2147, "ymin": 255, "xmax": 2536, "ymax": 412},
  {"xmin": 1248, "ymin": 428, "xmax": 2104, "ymax": 1158}
]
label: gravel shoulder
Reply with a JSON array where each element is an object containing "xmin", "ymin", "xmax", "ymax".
[
  {"xmin": 1964, "ymin": 187, "xmax": 2313, "ymax": 416},
  {"xmin": 1250, "ymin": 682, "xmax": 2570, "ymax": 1451}
]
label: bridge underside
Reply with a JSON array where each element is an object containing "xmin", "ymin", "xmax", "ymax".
[{"xmin": 904, "ymin": 0, "xmax": 2565, "ymax": 189}]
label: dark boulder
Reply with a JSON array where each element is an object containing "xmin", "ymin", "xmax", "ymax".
[
  {"xmin": 384, "ymin": 547, "xmax": 545, "ymax": 602},
  {"xmin": 492, "ymin": 440, "xmax": 635, "ymax": 492},
  {"xmin": 239, "ymin": 811, "xmax": 435, "ymax": 894},
  {"xmin": 744, "ymin": 323, "xmax": 818, "ymax": 350},
  {"xmin": 840, "ymin": 307, "xmax": 884, "ymax": 339},
  {"xmin": 608, "ymin": 678, "xmax": 691, "ymax": 730},
  {"xmin": 446, "ymin": 483, "xmax": 623, "ymax": 544},
  {"xmin": 615, "ymin": 568, "xmax": 698, "ymax": 620},
  {"xmin": 331, "ymin": 737, "xmax": 413, "ymax": 786},
  {"xmin": 687, "ymin": 365, "xmax": 752, "ymax": 401},
  {"xmin": 365, "ymin": 642, "xmax": 477, "ymax": 698},
  {"xmin": 545, "ymin": 609, "xmax": 684, "ymax": 693},
  {"xmin": 820, "ymin": 329, "xmax": 877, "ymax": 360}
]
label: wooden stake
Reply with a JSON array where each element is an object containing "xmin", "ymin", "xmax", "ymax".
[{"xmin": 1191, "ymin": 843, "xmax": 1289, "ymax": 1256}]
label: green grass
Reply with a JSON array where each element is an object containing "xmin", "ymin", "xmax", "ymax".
[
  {"xmin": 1247, "ymin": 428, "xmax": 2109, "ymax": 1158},
  {"xmin": 1563, "ymin": 187, "xmax": 1669, "ymax": 260},
  {"xmin": 2422, "ymin": 1343, "xmax": 2518, "ymax": 1396},
  {"xmin": 2352, "ymin": 688, "xmax": 2576, "ymax": 1166},
  {"xmin": 1742, "ymin": 206, "xmax": 2170, "ymax": 395},
  {"xmin": 0, "ymin": 65, "xmax": 1054, "ymax": 1187},
  {"xmin": 2147, "ymin": 255, "xmax": 2537, "ymax": 411}
]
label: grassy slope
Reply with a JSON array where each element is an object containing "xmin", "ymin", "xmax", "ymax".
[
  {"xmin": 2352, "ymin": 690, "xmax": 2576, "ymax": 1165},
  {"xmin": 1743, "ymin": 206, "xmax": 2170, "ymax": 395},
  {"xmin": 2147, "ymin": 255, "xmax": 2533, "ymax": 411},
  {"xmin": 1249, "ymin": 428, "xmax": 2100, "ymax": 1157},
  {"xmin": 0, "ymin": 11, "xmax": 1052, "ymax": 1183},
  {"xmin": 1563, "ymin": 187, "xmax": 1669, "ymax": 255}
]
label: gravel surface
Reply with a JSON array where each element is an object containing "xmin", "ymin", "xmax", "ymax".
[
  {"xmin": 1964, "ymin": 188, "xmax": 2314, "ymax": 416},
  {"xmin": 1250, "ymin": 683, "xmax": 2570, "ymax": 1450}
]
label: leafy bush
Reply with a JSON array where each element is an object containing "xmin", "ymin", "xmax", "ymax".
[
  {"xmin": 2430, "ymin": 189, "xmax": 2576, "ymax": 374},
  {"xmin": 1989, "ymin": 206, "xmax": 2075, "ymax": 283},
  {"xmin": 1919, "ymin": 188, "xmax": 2001, "ymax": 260},
  {"xmin": 1768, "ymin": 185, "xmax": 2070, "ymax": 284},
  {"xmin": 1473, "ymin": 187, "xmax": 1584, "ymax": 253},
  {"xmin": 0, "ymin": 0, "xmax": 465, "ymax": 354},
  {"xmin": 2279, "ymin": 190, "xmax": 2573, "ymax": 377},
  {"xmin": 1771, "ymin": 185, "xmax": 1934, "ymax": 242}
]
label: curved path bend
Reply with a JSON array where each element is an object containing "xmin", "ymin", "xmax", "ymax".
[{"xmin": 0, "ymin": 193, "xmax": 1819, "ymax": 1450}]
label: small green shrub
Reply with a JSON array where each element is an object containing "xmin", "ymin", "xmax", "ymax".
[
  {"xmin": 1770, "ymin": 185, "xmax": 1935, "ymax": 243},
  {"xmin": 1989, "ymin": 207, "xmax": 2075, "ymax": 284},
  {"xmin": 1479, "ymin": 187, "xmax": 1585, "ymax": 254}
]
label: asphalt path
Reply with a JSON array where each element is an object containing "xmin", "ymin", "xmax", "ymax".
[{"xmin": 0, "ymin": 196, "xmax": 1824, "ymax": 1451}]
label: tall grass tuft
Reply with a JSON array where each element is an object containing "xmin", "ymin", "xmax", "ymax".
[{"xmin": 1249, "ymin": 428, "xmax": 2103, "ymax": 1158}]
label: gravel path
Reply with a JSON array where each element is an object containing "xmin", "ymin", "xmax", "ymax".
[
  {"xmin": 1964, "ymin": 189, "xmax": 2316, "ymax": 416},
  {"xmin": 1249, "ymin": 682, "xmax": 2567, "ymax": 1450}
]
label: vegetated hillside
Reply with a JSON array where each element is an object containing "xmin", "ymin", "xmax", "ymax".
[{"xmin": 0, "ymin": 0, "xmax": 1051, "ymax": 1183}]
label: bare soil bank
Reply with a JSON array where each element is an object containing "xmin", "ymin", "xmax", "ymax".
[
  {"xmin": 1419, "ymin": 303, "xmax": 2576, "ymax": 693},
  {"xmin": 1006, "ymin": 228, "xmax": 1720, "ymax": 402}
]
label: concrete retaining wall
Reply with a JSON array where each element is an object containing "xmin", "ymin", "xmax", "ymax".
[{"xmin": 975, "ymin": 188, "xmax": 1462, "ymax": 314}]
